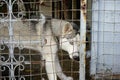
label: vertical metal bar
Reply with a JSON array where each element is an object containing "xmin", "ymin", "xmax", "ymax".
[
  {"xmin": 72, "ymin": 0, "xmax": 76, "ymax": 19},
  {"xmin": 8, "ymin": 0, "xmax": 15, "ymax": 80},
  {"xmin": 79, "ymin": 0, "xmax": 87, "ymax": 80}
]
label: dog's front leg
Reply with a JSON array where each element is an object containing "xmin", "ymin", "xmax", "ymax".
[
  {"xmin": 55, "ymin": 55, "xmax": 73, "ymax": 80},
  {"xmin": 42, "ymin": 43, "xmax": 58, "ymax": 80},
  {"xmin": 45, "ymin": 54, "xmax": 57, "ymax": 80}
]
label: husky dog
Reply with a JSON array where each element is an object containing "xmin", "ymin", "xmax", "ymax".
[{"xmin": 0, "ymin": 14, "xmax": 80, "ymax": 80}]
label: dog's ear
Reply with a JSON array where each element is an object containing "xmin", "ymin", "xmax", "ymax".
[
  {"xmin": 63, "ymin": 22, "xmax": 73, "ymax": 34},
  {"xmin": 70, "ymin": 22, "xmax": 79, "ymax": 32}
]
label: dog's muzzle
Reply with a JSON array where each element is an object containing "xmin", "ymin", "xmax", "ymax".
[
  {"xmin": 72, "ymin": 52, "xmax": 80, "ymax": 61},
  {"xmin": 73, "ymin": 56, "xmax": 79, "ymax": 61}
]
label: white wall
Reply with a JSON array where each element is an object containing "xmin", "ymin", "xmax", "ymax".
[{"xmin": 91, "ymin": 0, "xmax": 120, "ymax": 76}]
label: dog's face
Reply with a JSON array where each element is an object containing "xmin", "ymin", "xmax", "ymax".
[
  {"xmin": 61, "ymin": 22, "xmax": 80, "ymax": 61},
  {"xmin": 48, "ymin": 19, "xmax": 80, "ymax": 61},
  {"xmin": 60, "ymin": 33, "xmax": 80, "ymax": 61},
  {"xmin": 59, "ymin": 33, "xmax": 80, "ymax": 61},
  {"xmin": 67, "ymin": 33, "xmax": 80, "ymax": 61}
]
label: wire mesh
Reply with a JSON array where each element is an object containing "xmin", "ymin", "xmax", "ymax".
[{"xmin": 91, "ymin": 0, "xmax": 120, "ymax": 80}]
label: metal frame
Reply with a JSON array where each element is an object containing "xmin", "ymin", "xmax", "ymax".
[
  {"xmin": 0, "ymin": 0, "xmax": 27, "ymax": 80},
  {"xmin": 80, "ymin": 0, "xmax": 87, "ymax": 80}
]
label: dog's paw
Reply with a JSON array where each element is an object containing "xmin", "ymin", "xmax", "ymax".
[
  {"xmin": 41, "ymin": 78, "xmax": 45, "ymax": 80},
  {"xmin": 66, "ymin": 77, "xmax": 73, "ymax": 80}
]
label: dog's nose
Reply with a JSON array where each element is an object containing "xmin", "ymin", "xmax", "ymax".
[{"xmin": 73, "ymin": 56, "xmax": 79, "ymax": 61}]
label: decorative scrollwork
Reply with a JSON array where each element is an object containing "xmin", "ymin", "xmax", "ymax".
[
  {"xmin": 0, "ymin": 65, "xmax": 9, "ymax": 72},
  {"xmin": 0, "ymin": 1, "xmax": 4, "ymax": 7},
  {"xmin": 0, "ymin": 0, "xmax": 8, "ymax": 7},
  {"xmin": 0, "ymin": 55, "xmax": 11, "ymax": 64},
  {"xmin": 12, "ymin": 0, "xmax": 26, "ymax": 18},
  {"xmin": 14, "ymin": 64, "xmax": 25, "ymax": 71},
  {"xmin": 0, "ymin": 0, "xmax": 9, "ymax": 19},
  {"xmin": 0, "ymin": 65, "xmax": 6, "ymax": 71},
  {"xmin": 17, "ymin": 12, "xmax": 24, "ymax": 18},
  {"xmin": 0, "ymin": 0, "xmax": 26, "ymax": 79},
  {"xmin": 18, "ymin": 55, "xmax": 25, "ymax": 62},
  {"xmin": 0, "ymin": 44, "xmax": 5, "ymax": 50},
  {"xmin": 19, "ymin": 76, "xmax": 25, "ymax": 80},
  {"xmin": 0, "ymin": 56, "xmax": 6, "ymax": 62},
  {"xmin": 0, "ymin": 39, "xmax": 6, "ymax": 50},
  {"xmin": 0, "ymin": 0, "xmax": 26, "ymax": 19},
  {"xmin": 17, "ymin": 44, "xmax": 24, "ymax": 50},
  {"xmin": 0, "ymin": 55, "xmax": 25, "ymax": 79}
]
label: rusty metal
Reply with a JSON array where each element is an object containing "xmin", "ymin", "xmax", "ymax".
[
  {"xmin": 79, "ymin": 0, "xmax": 87, "ymax": 80},
  {"xmin": 81, "ymin": 0, "xmax": 87, "ymax": 21}
]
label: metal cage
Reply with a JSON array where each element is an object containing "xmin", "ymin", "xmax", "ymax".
[{"xmin": 0, "ymin": 0, "xmax": 88, "ymax": 80}]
